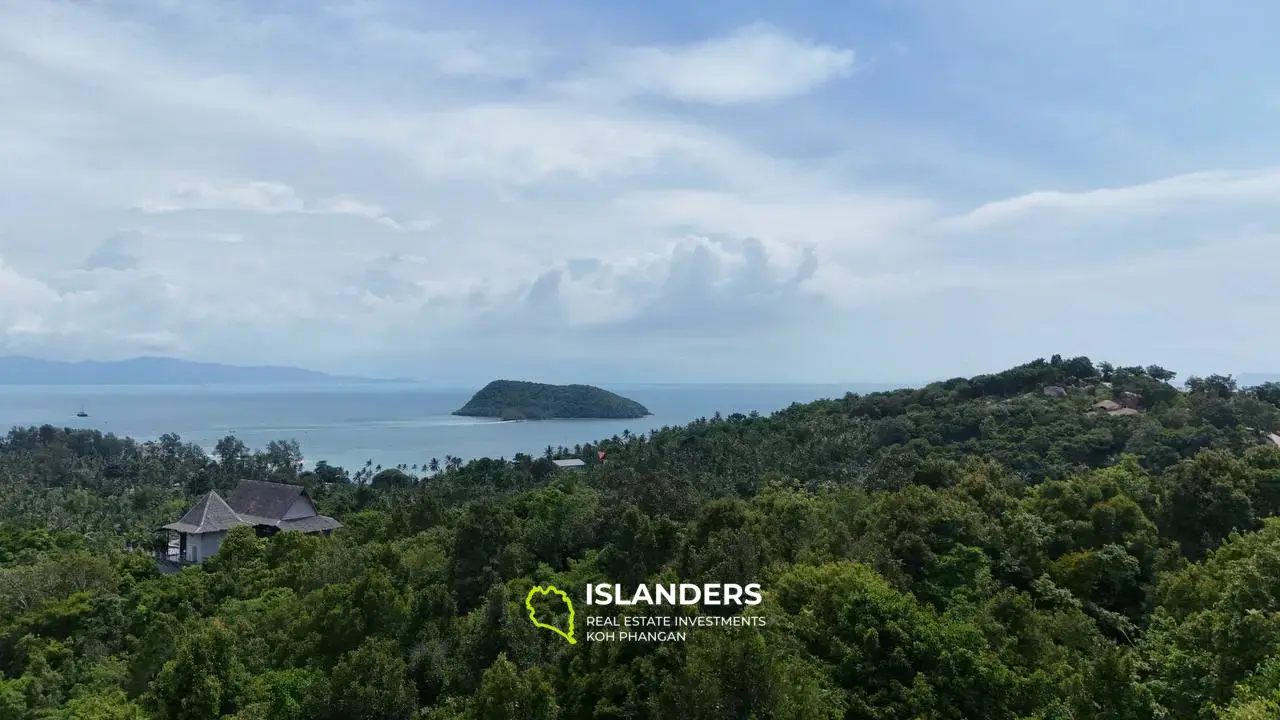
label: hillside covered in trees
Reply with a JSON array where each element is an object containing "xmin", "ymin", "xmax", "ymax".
[
  {"xmin": 3, "ymin": 356, "xmax": 1280, "ymax": 719},
  {"xmin": 453, "ymin": 380, "xmax": 650, "ymax": 420}
]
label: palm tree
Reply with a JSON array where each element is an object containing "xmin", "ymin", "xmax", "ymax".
[{"xmin": 429, "ymin": 458, "xmax": 440, "ymax": 473}]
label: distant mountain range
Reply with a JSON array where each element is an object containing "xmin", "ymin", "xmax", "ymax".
[{"xmin": 0, "ymin": 356, "xmax": 391, "ymax": 385}]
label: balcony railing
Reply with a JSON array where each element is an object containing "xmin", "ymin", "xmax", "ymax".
[{"xmin": 153, "ymin": 542, "xmax": 195, "ymax": 572}]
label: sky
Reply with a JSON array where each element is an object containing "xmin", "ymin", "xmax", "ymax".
[{"xmin": 1, "ymin": 0, "xmax": 1278, "ymax": 384}]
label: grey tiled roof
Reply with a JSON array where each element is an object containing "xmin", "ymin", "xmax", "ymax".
[
  {"xmin": 553, "ymin": 459, "xmax": 586, "ymax": 468},
  {"xmin": 234, "ymin": 512, "xmax": 341, "ymax": 532},
  {"xmin": 227, "ymin": 479, "xmax": 305, "ymax": 520},
  {"xmin": 234, "ymin": 513, "xmax": 280, "ymax": 527},
  {"xmin": 162, "ymin": 491, "xmax": 247, "ymax": 534},
  {"xmin": 278, "ymin": 515, "xmax": 342, "ymax": 533},
  {"xmin": 163, "ymin": 480, "xmax": 342, "ymax": 536}
]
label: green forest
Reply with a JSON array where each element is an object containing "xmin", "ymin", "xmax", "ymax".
[
  {"xmin": 3, "ymin": 356, "xmax": 1280, "ymax": 719},
  {"xmin": 453, "ymin": 380, "xmax": 651, "ymax": 421}
]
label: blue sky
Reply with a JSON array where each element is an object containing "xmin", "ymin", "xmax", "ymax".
[{"xmin": 1, "ymin": 0, "xmax": 1278, "ymax": 383}]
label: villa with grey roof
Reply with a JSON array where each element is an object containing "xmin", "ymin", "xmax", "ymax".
[{"xmin": 156, "ymin": 479, "xmax": 340, "ymax": 569}]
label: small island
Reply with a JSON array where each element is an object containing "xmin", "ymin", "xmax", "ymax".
[{"xmin": 453, "ymin": 380, "xmax": 651, "ymax": 421}]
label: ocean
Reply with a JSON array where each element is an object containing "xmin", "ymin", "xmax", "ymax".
[{"xmin": 0, "ymin": 383, "xmax": 895, "ymax": 472}]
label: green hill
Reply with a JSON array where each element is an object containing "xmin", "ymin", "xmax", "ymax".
[
  {"xmin": 5, "ymin": 356, "xmax": 1280, "ymax": 718},
  {"xmin": 452, "ymin": 380, "xmax": 651, "ymax": 420}
]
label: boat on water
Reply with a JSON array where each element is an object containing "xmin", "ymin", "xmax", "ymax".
[{"xmin": 76, "ymin": 403, "xmax": 88, "ymax": 418}]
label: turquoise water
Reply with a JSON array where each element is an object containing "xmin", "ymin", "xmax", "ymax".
[{"xmin": 0, "ymin": 383, "xmax": 894, "ymax": 471}]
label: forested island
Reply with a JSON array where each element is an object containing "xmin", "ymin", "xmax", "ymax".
[
  {"xmin": 3, "ymin": 356, "xmax": 1280, "ymax": 718},
  {"xmin": 453, "ymin": 379, "xmax": 650, "ymax": 420}
]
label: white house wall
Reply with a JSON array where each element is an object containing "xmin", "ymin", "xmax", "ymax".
[
  {"xmin": 206, "ymin": 530, "xmax": 228, "ymax": 558},
  {"xmin": 185, "ymin": 530, "xmax": 228, "ymax": 563}
]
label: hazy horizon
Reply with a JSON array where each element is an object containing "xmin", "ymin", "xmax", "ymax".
[
  {"xmin": 0, "ymin": 354, "xmax": 922, "ymax": 388},
  {"xmin": 0, "ymin": 354, "xmax": 1274, "ymax": 390}
]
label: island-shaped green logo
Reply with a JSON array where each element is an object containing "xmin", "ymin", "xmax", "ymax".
[
  {"xmin": 453, "ymin": 380, "xmax": 650, "ymax": 421},
  {"xmin": 526, "ymin": 585, "xmax": 576, "ymax": 644}
]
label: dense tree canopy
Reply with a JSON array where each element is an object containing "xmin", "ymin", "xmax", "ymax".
[
  {"xmin": 1, "ymin": 356, "xmax": 1280, "ymax": 718},
  {"xmin": 453, "ymin": 381, "xmax": 651, "ymax": 420}
]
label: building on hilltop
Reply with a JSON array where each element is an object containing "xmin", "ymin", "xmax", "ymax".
[
  {"xmin": 552, "ymin": 458, "xmax": 586, "ymax": 470},
  {"xmin": 156, "ymin": 479, "xmax": 340, "ymax": 570}
]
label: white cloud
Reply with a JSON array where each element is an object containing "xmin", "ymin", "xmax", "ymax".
[
  {"xmin": 565, "ymin": 24, "xmax": 856, "ymax": 104},
  {"xmin": 942, "ymin": 168, "xmax": 1280, "ymax": 232},
  {"xmin": 610, "ymin": 189, "xmax": 931, "ymax": 252},
  {"xmin": 0, "ymin": 258, "xmax": 61, "ymax": 333},
  {"xmin": 136, "ymin": 181, "xmax": 421, "ymax": 230},
  {"xmin": 136, "ymin": 181, "xmax": 305, "ymax": 215},
  {"xmin": 348, "ymin": 25, "xmax": 547, "ymax": 80},
  {"xmin": 1, "ymin": 0, "xmax": 1278, "ymax": 381},
  {"xmin": 0, "ymin": 3, "xmax": 774, "ymax": 194}
]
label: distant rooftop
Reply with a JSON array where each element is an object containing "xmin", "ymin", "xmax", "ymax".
[
  {"xmin": 552, "ymin": 458, "xmax": 586, "ymax": 468},
  {"xmin": 162, "ymin": 480, "xmax": 341, "ymax": 535},
  {"xmin": 228, "ymin": 479, "xmax": 306, "ymax": 520},
  {"xmin": 162, "ymin": 490, "xmax": 245, "ymax": 534}
]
